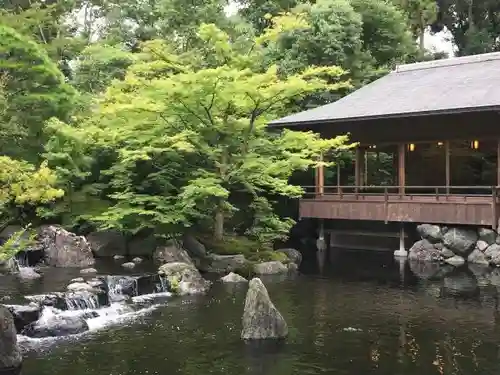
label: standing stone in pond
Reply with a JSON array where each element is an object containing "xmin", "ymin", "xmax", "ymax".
[
  {"xmin": 221, "ymin": 272, "xmax": 248, "ymax": 283},
  {"xmin": 0, "ymin": 306, "xmax": 22, "ymax": 374},
  {"xmin": 241, "ymin": 278, "xmax": 288, "ymax": 340}
]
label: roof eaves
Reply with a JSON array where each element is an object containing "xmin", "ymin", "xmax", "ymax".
[{"xmin": 268, "ymin": 105, "xmax": 500, "ymax": 128}]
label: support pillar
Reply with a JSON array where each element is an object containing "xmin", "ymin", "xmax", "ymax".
[
  {"xmin": 315, "ymin": 152, "xmax": 324, "ymax": 197},
  {"xmin": 394, "ymin": 224, "xmax": 408, "ymax": 258},
  {"xmin": 316, "ymin": 219, "xmax": 327, "ymax": 272},
  {"xmin": 355, "ymin": 147, "xmax": 365, "ymax": 192},
  {"xmin": 445, "ymin": 141, "xmax": 450, "ymax": 194},
  {"xmin": 398, "ymin": 143, "xmax": 405, "ymax": 195},
  {"xmin": 497, "ymin": 139, "xmax": 500, "ymax": 186},
  {"xmin": 336, "ymin": 158, "xmax": 341, "ymax": 194}
]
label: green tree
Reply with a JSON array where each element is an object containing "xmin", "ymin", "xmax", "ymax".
[
  {"xmin": 0, "ymin": 25, "xmax": 76, "ymax": 161},
  {"xmin": 436, "ymin": 0, "xmax": 500, "ymax": 56},
  {"xmin": 46, "ymin": 23, "xmax": 353, "ymax": 245},
  {"xmin": 236, "ymin": 0, "xmax": 299, "ymax": 33},
  {"xmin": 393, "ymin": 0, "xmax": 438, "ymax": 54},
  {"xmin": 72, "ymin": 43, "xmax": 135, "ymax": 94},
  {"xmin": 261, "ymin": 0, "xmax": 416, "ymax": 98}
]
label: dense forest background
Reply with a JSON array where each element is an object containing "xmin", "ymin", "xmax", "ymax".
[{"xmin": 0, "ymin": 0, "xmax": 499, "ymax": 250}]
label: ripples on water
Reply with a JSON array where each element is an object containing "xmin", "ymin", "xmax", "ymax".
[{"xmin": 5, "ymin": 251, "xmax": 500, "ymax": 375}]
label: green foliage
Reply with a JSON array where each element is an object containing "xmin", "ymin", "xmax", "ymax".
[
  {"xmin": 72, "ymin": 44, "xmax": 136, "ymax": 94},
  {"xmin": 166, "ymin": 275, "xmax": 181, "ymax": 295},
  {"xmin": 0, "ymin": 24, "xmax": 76, "ymax": 160},
  {"xmin": 259, "ymin": 0, "xmax": 416, "ymax": 97},
  {"xmin": 0, "ymin": 225, "xmax": 36, "ymax": 262},
  {"xmin": 201, "ymin": 235, "xmax": 271, "ymax": 256},
  {"xmin": 3, "ymin": 0, "xmax": 489, "ymax": 249},
  {"xmin": 0, "ymin": 156, "xmax": 64, "ymax": 224},
  {"xmin": 45, "ymin": 23, "xmax": 353, "ymax": 242}
]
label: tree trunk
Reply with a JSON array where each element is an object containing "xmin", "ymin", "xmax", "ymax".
[
  {"xmin": 214, "ymin": 205, "xmax": 224, "ymax": 242},
  {"xmin": 419, "ymin": 12, "xmax": 425, "ymax": 55}
]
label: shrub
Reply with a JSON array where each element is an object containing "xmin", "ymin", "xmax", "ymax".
[{"xmin": 0, "ymin": 226, "xmax": 36, "ymax": 262}]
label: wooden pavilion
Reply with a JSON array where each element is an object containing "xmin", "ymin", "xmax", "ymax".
[{"xmin": 270, "ymin": 52, "xmax": 500, "ymax": 252}]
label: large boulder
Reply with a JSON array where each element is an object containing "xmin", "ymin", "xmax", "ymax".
[
  {"xmin": 253, "ymin": 261, "xmax": 288, "ymax": 275},
  {"xmin": 478, "ymin": 228, "xmax": 496, "ymax": 245},
  {"xmin": 443, "ymin": 228, "xmax": 477, "ymax": 256},
  {"xmin": 6, "ymin": 305, "xmax": 41, "ymax": 333},
  {"xmin": 22, "ymin": 312, "xmax": 89, "ymax": 338},
  {"xmin": 128, "ymin": 235, "xmax": 157, "ymax": 257},
  {"xmin": 86, "ymin": 230, "xmax": 127, "ymax": 258},
  {"xmin": 0, "ymin": 306, "xmax": 22, "ymax": 374},
  {"xmin": 417, "ymin": 224, "xmax": 443, "ymax": 243},
  {"xmin": 408, "ymin": 239, "xmax": 442, "ymax": 262},
  {"xmin": 485, "ymin": 244, "xmax": 500, "ymax": 265},
  {"xmin": 154, "ymin": 241, "xmax": 194, "ymax": 266},
  {"xmin": 476, "ymin": 240, "xmax": 490, "ymax": 252},
  {"xmin": 39, "ymin": 226, "xmax": 95, "ymax": 267},
  {"xmin": 276, "ymin": 248, "xmax": 302, "ymax": 266},
  {"xmin": 182, "ymin": 235, "xmax": 207, "ymax": 259},
  {"xmin": 241, "ymin": 278, "xmax": 288, "ymax": 340},
  {"xmin": 158, "ymin": 262, "xmax": 210, "ymax": 295}
]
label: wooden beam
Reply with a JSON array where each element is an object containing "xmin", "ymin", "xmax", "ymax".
[
  {"xmin": 398, "ymin": 143, "xmax": 405, "ymax": 195},
  {"xmin": 445, "ymin": 141, "xmax": 450, "ymax": 194}
]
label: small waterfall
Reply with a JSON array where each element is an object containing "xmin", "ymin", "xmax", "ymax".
[
  {"xmin": 106, "ymin": 276, "xmax": 139, "ymax": 301},
  {"xmin": 157, "ymin": 275, "xmax": 170, "ymax": 293},
  {"xmin": 65, "ymin": 292, "xmax": 100, "ymax": 310},
  {"xmin": 15, "ymin": 252, "xmax": 29, "ymax": 267}
]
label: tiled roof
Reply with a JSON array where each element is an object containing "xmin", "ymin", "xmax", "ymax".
[{"xmin": 270, "ymin": 52, "xmax": 500, "ymax": 126}]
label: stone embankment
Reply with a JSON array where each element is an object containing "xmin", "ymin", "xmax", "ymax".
[{"xmin": 409, "ymin": 224, "xmax": 500, "ymax": 267}]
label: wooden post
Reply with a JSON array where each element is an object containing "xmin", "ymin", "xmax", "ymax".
[
  {"xmin": 355, "ymin": 147, "xmax": 364, "ymax": 193},
  {"xmin": 497, "ymin": 139, "xmax": 500, "ymax": 187},
  {"xmin": 398, "ymin": 143, "xmax": 406, "ymax": 196},
  {"xmin": 336, "ymin": 158, "xmax": 341, "ymax": 194},
  {"xmin": 364, "ymin": 149, "xmax": 368, "ymax": 186},
  {"xmin": 394, "ymin": 223, "xmax": 408, "ymax": 257},
  {"xmin": 445, "ymin": 140, "xmax": 450, "ymax": 195},
  {"xmin": 316, "ymin": 152, "xmax": 324, "ymax": 197},
  {"xmin": 492, "ymin": 186, "xmax": 498, "ymax": 230}
]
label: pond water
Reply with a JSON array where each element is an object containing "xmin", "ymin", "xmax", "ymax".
[{"xmin": 5, "ymin": 251, "xmax": 500, "ymax": 375}]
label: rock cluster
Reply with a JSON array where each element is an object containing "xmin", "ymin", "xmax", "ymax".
[{"xmin": 409, "ymin": 224, "xmax": 500, "ymax": 266}]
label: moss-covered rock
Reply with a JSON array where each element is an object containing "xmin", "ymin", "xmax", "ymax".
[{"xmin": 158, "ymin": 262, "xmax": 210, "ymax": 296}]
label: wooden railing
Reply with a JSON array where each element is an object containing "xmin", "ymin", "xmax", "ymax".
[
  {"xmin": 302, "ymin": 185, "xmax": 497, "ymax": 199},
  {"xmin": 300, "ymin": 185, "xmax": 500, "ymax": 227}
]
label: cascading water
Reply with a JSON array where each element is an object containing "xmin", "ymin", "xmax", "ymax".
[
  {"xmin": 14, "ymin": 272, "xmax": 175, "ymax": 344},
  {"xmin": 65, "ymin": 292, "xmax": 100, "ymax": 310}
]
